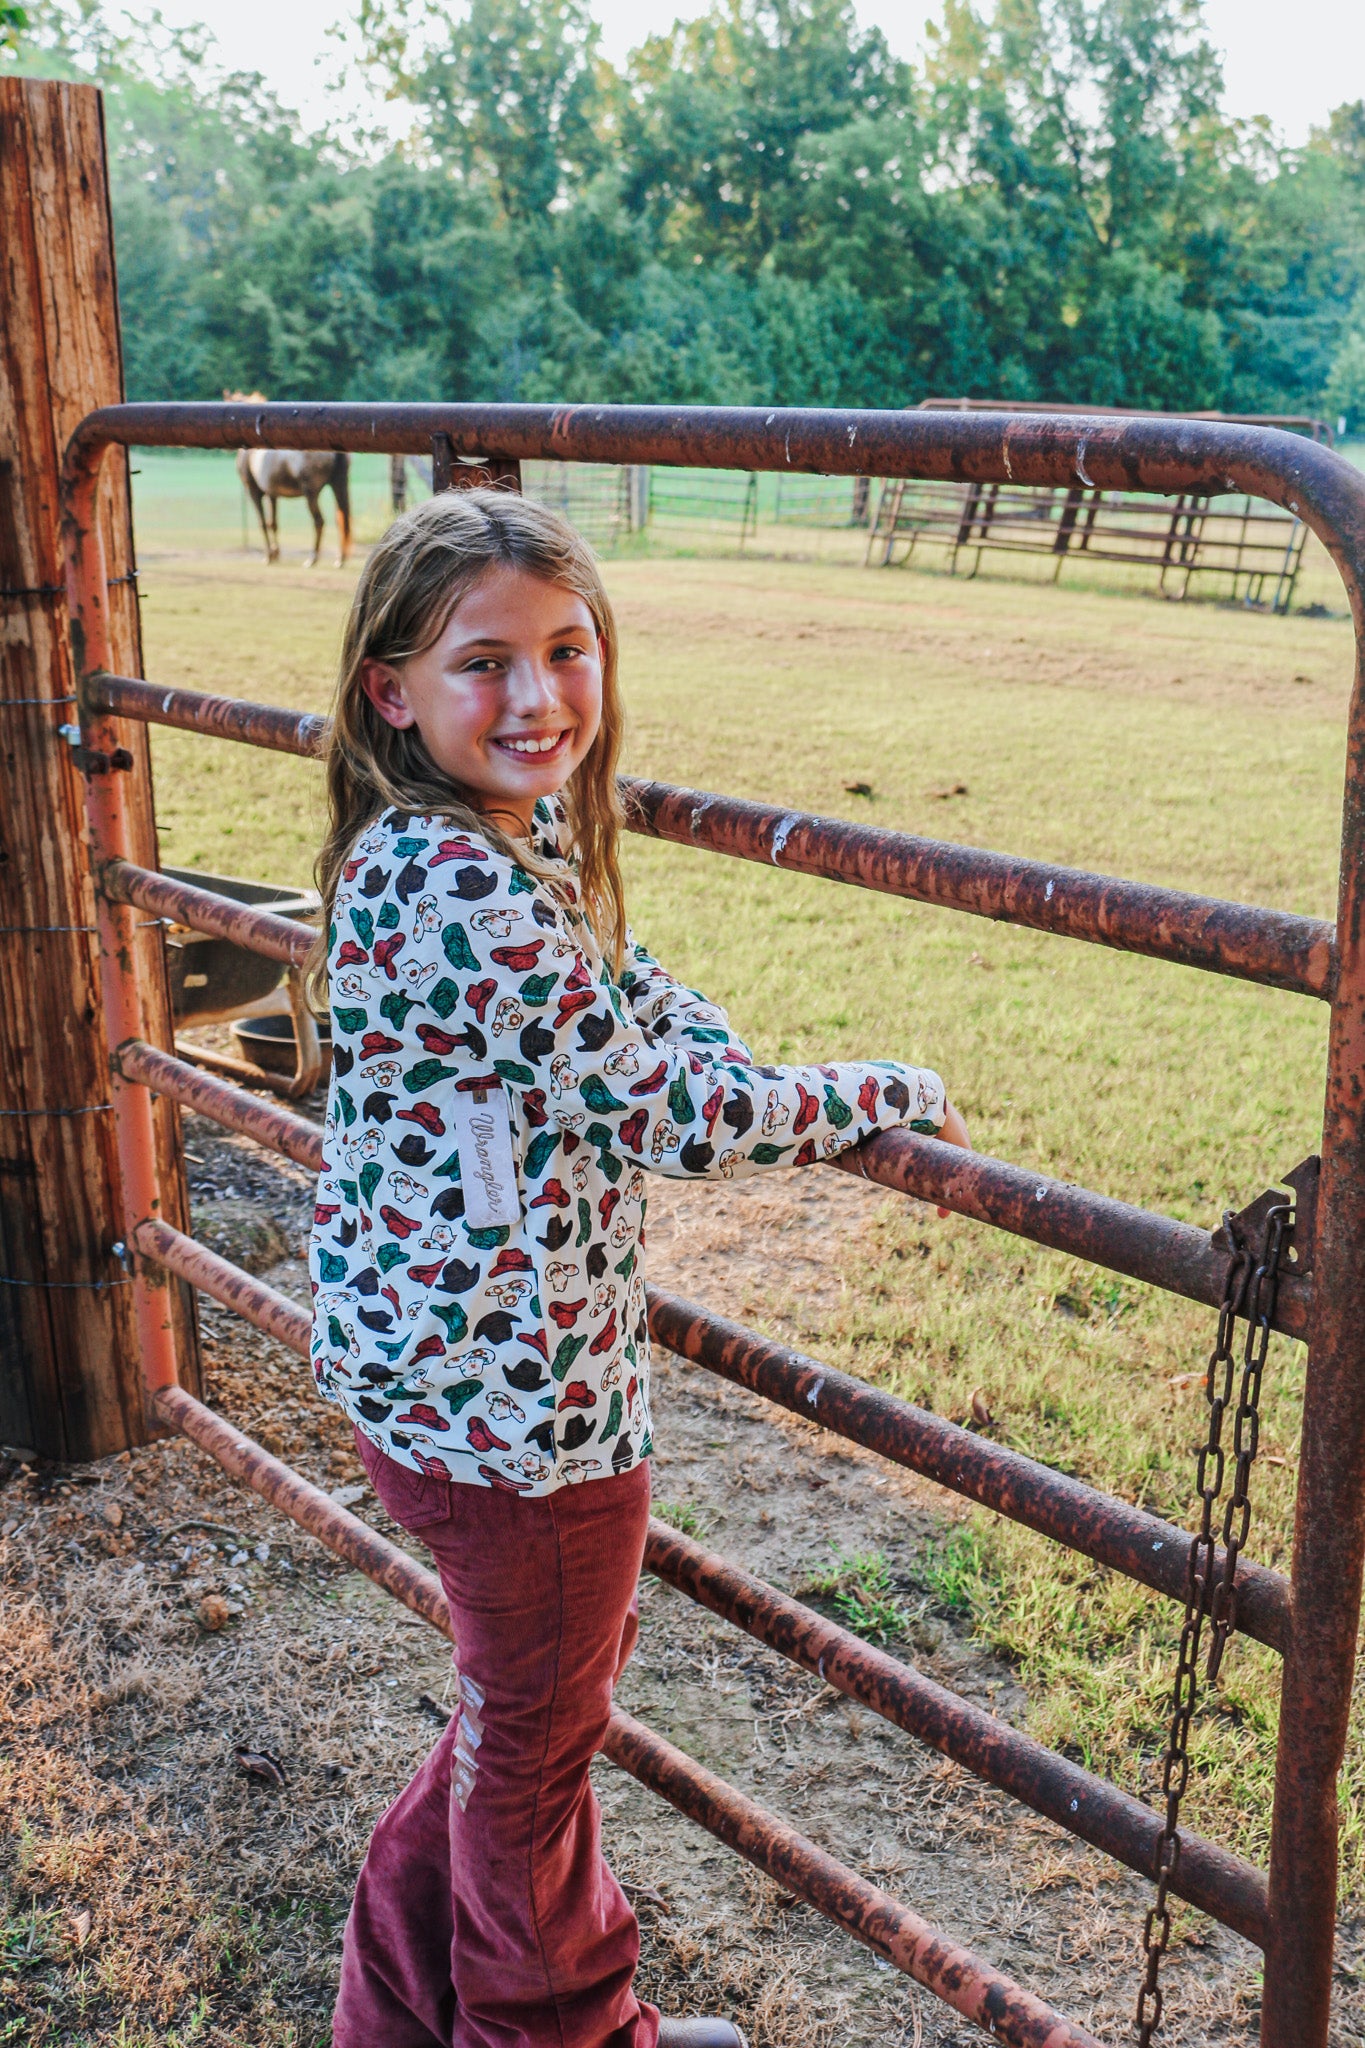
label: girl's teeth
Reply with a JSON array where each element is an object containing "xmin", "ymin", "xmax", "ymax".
[{"xmin": 503, "ymin": 735, "xmax": 561, "ymax": 755}]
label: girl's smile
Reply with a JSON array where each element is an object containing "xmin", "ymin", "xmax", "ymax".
[{"xmin": 360, "ymin": 564, "xmax": 605, "ymax": 834}]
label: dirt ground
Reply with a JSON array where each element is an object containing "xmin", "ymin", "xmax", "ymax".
[{"xmin": 10, "ymin": 1091, "xmax": 1355, "ymax": 2048}]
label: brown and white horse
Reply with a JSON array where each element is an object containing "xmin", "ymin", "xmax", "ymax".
[{"xmin": 227, "ymin": 392, "xmax": 353, "ymax": 566}]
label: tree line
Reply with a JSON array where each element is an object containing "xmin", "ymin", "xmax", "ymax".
[{"xmin": 6, "ymin": 0, "xmax": 1365, "ymax": 425}]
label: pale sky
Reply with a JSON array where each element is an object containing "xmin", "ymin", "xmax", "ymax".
[{"xmin": 125, "ymin": 0, "xmax": 1364, "ymax": 150}]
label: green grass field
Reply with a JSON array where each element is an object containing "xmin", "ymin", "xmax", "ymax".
[{"xmin": 129, "ymin": 449, "xmax": 1363, "ymax": 1903}]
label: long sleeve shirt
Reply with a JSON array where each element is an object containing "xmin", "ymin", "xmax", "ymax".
[{"xmin": 308, "ymin": 801, "xmax": 948, "ymax": 1496}]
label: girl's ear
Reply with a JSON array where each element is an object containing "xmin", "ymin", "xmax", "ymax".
[{"xmin": 361, "ymin": 658, "xmax": 415, "ymax": 730}]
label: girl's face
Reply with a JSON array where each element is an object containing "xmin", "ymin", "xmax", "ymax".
[{"xmin": 361, "ymin": 566, "xmax": 605, "ymax": 835}]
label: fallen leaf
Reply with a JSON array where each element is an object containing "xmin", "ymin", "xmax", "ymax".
[
  {"xmin": 970, "ymin": 1388, "xmax": 994, "ymax": 1426},
  {"xmin": 844, "ymin": 780, "xmax": 873, "ymax": 797},
  {"xmin": 328, "ymin": 1484, "xmax": 367, "ymax": 1508},
  {"xmin": 197, "ymin": 1593, "xmax": 231, "ymax": 1631},
  {"xmin": 70, "ymin": 1907, "xmax": 92, "ymax": 1946},
  {"xmin": 100, "ymin": 1501, "xmax": 123, "ymax": 1529},
  {"xmin": 969, "ymin": 952, "xmax": 994, "ymax": 970},
  {"xmin": 1263, "ymin": 1454, "xmax": 1290, "ymax": 1467},
  {"xmin": 234, "ymin": 1746, "xmax": 288, "ymax": 1789},
  {"xmin": 930, "ymin": 783, "xmax": 969, "ymax": 799},
  {"xmin": 1167, "ymin": 1372, "xmax": 1201, "ymax": 1391}
]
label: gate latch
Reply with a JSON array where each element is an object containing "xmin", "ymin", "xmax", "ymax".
[
  {"xmin": 1211, "ymin": 1154, "xmax": 1319, "ymax": 1276},
  {"xmin": 58, "ymin": 724, "xmax": 134, "ymax": 777}
]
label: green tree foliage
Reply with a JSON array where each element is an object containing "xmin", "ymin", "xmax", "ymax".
[{"xmin": 5, "ymin": 0, "xmax": 1365, "ymax": 422}]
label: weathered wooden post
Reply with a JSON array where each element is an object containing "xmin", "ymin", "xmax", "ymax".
[{"xmin": 0, "ymin": 75, "xmax": 198, "ymax": 1459}]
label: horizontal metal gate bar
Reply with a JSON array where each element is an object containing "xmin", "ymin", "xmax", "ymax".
[
  {"xmin": 136, "ymin": 1216, "xmax": 313, "ymax": 1353},
  {"xmin": 647, "ymin": 1290, "xmax": 1291, "ymax": 1653},
  {"xmin": 63, "ymin": 399, "xmax": 1365, "ymax": 557},
  {"xmin": 838, "ymin": 1131, "xmax": 1310, "ymax": 1341},
  {"xmin": 622, "ymin": 778, "xmax": 1334, "ymax": 999},
  {"xmin": 644, "ymin": 1519, "xmax": 1267, "ymax": 1942},
  {"xmin": 102, "ymin": 858, "xmax": 312, "ymax": 965},
  {"xmin": 602, "ymin": 1709, "xmax": 1104, "ymax": 2048},
  {"xmin": 116, "ymin": 1039, "xmax": 324, "ymax": 1168},
  {"xmin": 93, "ymin": 673, "xmax": 329, "ymax": 755},
  {"xmin": 90, "ymin": 672, "xmax": 1333, "ymax": 998},
  {"xmin": 156, "ymin": 1381, "xmax": 452, "ymax": 1632}
]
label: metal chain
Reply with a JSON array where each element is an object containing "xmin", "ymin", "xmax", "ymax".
[
  {"xmin": 1206, "ymin": 1204, "xmax": 1288, "ymax": 1682},
  {"xmin": 1135, "ymin": 1215, "xmax": 1248, "ymax": 2043},
  {"xmin": 1135, "ymin": 1199, "xmax": 1287, "ymax": 2043}
]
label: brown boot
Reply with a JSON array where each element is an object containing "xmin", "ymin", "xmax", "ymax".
[{"xmin": 655, "ymin": 2023, "xmax": 748, "ymax": 2048}]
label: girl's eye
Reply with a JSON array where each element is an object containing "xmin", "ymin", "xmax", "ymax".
[
  {"xmin": 551, "ymin": 643, "xmax": 585, "ymax": 662},
  {"xmin": 462, "ymin": 656, "xmax": 504, "ymax": 675}
]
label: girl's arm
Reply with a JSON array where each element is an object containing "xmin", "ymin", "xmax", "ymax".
[
  {"xmin": 617, "ymin": 932, "xmax": 754, "ymax": 1060},
  {"xmin": 403, "ymin": 870, "xmax": 947, "ymax": 1180}
]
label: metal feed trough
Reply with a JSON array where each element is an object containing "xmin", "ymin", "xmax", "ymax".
[
  {"xmin": 59, "ymin": 400, "xmax": 1365, "ymax": 2047},
  {"xmin": 161, "ymin": 865, "xmax": 325, "ymax": 1100}
]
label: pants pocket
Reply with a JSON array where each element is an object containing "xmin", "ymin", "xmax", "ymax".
[{"xmin": 353, "ymin": 1429, "xmax": 454, "ymax": 1530}]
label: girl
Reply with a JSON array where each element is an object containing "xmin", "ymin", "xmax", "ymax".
[{"xmin": 308, "ymin": 489, "xmax": 969, "ymax": 2048}]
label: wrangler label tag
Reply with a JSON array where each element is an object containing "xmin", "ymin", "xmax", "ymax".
[{"xmin": 451, "ymin": 1087, "xmax": 521, "ymax": 1230}]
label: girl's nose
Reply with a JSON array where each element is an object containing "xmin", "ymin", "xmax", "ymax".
[{"xmin": 504, "ymin": 656, "xmax": 558, "ymax": 716}]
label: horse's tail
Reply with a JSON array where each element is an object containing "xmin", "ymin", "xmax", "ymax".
[{"xmin": 332, "ymin": 452, "xmax": 352, "ymax": 561}]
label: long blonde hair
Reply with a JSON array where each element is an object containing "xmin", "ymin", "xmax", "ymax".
[{"xmin": 309, "ymin": 488, "xmax": 627, "ymax": 1003}]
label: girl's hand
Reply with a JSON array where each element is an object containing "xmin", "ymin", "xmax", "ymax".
[
  {"xmin": 939, "ymin": 1099, "xmax": 970, "ymax": 1152},
  {"xmin": 935, "ymin": 1098, "xmax": 971, "ymax": 1218}
]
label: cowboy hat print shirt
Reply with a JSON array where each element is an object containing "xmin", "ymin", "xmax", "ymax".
[{"xmin": 309, "ymin": 802, "xmax": 948, "ymax": 1495}]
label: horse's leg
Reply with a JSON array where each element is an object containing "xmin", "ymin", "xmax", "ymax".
[
  {"xmin": 245, "ymin": 474, "xmax": 273, "ymax": 562},
  {"xmin": 305, "ymin": 491, "xmax": 324, "ymax": 567},
  {"xmin": 266, "ymin": 495, "xmax": 280, "ymax": 563},
  {"xmin": 332, "ymin": 455, "xmax": 353, "ymax": 566}
]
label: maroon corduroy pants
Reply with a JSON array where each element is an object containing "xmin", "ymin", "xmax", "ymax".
[{"xmin": 333, "ymin": 1436, "xmax": 659, "ymax": 2048}]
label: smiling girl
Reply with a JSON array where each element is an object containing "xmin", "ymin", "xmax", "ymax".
[{"xmin": 308, "ymin": 489, "xmax": 968, "ymax": 2048}]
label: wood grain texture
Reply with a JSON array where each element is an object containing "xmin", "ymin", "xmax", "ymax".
[{"xmin": 0, "ymin": 77, "xmax": 198, "ymax": 1459}]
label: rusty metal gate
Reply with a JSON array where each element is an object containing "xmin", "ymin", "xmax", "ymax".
[{"xmin": 58, "ymin": 400, "xmax": 1365, "ymax": 2047}]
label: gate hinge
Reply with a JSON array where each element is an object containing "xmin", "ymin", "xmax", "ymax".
[
  {"xmin": 72, "ymin": 744, "xmax": 134, "ymax": 777},
  {"xmin": 1211, "ymin": 1154, "xmax": 1319, "ymax": 1276}
]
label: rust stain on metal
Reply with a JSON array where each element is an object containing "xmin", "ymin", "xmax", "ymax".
[
  {"xmin": 61, "ymin": 402, "xmax": 1365, "ymax": 619},
  {"xmin": 620, "ymin": 777, "xmax": 1335, "ymax": 1000},
  {"xmin": 90, "ymin": 672, "xmax": 328, "ymax": 757},
  {"xmin": 602, "ymin": 1708, "xmax": 1104, "ymax": 2048},
  {"xmin": 116, "ymin": 1040, "xmax": 324, "ymax": 1170},
  {"xmin": 135, "ymin": 1217, "xmax": 310, "ymax": 1356},
  {"xmin": 100, "ymin": 859, "xmax": 313, "ymax": 967},
  {"xmin": 156, "ymin": 1384, "xmax": 452, "ymax": 1637},
  {"xmin": 643, "ymin": 1518, "xmax": 1268, "ymax": 1945},
  {"xmin": 646, "ymin": 1288, "xmax": 1290, "ymax": 1653},
  {"xmin": 836, "ymin": 1128, "xmax": 1310, "ymax": 1342}
]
